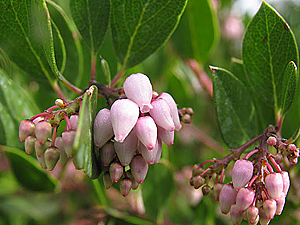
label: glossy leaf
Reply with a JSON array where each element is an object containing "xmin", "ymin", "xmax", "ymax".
[
  {"xmin": 73, "ymin": 85, "xmax": 101, "ymax": 179},
  {"xmin": 211, "ymin": 66, "xmax": 258, "ymax": 149},
  {"xmin": 142, "ymin": 163, "xmax": 174, "ymax": 219},
  {"xmin": 1, "ymin": 145, "xmax": 57, "ymax": 192},
  {"xmin": 242, "ymin": 1, "xmax": 298, "ymax": 113},
  {"xmin": 110, "ymin": 0, "xmax": 187, "ymax": 69},
  {"xmin": 172, "ymin": 0, "xmax": 220, "ymax": 63},
  {"xmin": 70, "ymin": 0, "xmax": 110, "ymax": 54},
  {"xmin": 0, "ymin": 102, "xmax": 18, "ymax": 146}
]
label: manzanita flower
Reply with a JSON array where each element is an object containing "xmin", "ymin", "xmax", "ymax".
[
  {"xmin": 265, "ymin": 173, "xmax": 284, "ymax": 199},
  {"xmin": 44, "ymin": 147, "xmax": 60, "ymax": 171},
  {"xmin": 99, "ymin": 141, "xmax": 116, "ymax": 167},
  {"xmin": 232, "ymin": 159, "xmax": 253, "ymax": 190},
  {"xmin": 150, "ymin": 98, "xmax": 175, "ymax": 132},
  {"xmin": 55, "ymin": 137, "xmax": 68, "ymax": 166},
  {"xmin": 109, "ymin": 162, "xmax": 123, "ymax": 183},
  {"xmin": 123, "ymin": 73, "xmax": 153, "ymax": 113},
  {"xmin": 157, "ymin": 125, "xmax": 174, "ymax": 146},
  {"xmin": 103, "ymin": 172, "xmax": 112, "ymax": 189},
  {"xmin": 130, "ymin": 155, "xmax": 148, "ymax": 183},
  {"xmin": 19, "ymin": 119, "xmax": 35, "ymax": 142},
  {"xmin": 138, "ymin": 140, "xmax": 159, "ymax": 165},
  {"xmin": 120, "ymin": 178, "xmax": 133, "ymax": 197},
  {"xmin": 158, "ymin": 92, "xmax": 182, "ymax": 131},
  {"xmin": 35, "ymin": 121, "xmax": 52, "ymax": 144},
  {"xmin": 62, "ymin": 130, "xmax": 76, "ymax": 158},
  {"xmin": 94, "ymin": 108, "xmax": 113, "ymax": 148},
  {"xmin": 110, "ymin": 99, "xmax": 139, "ymax": 143},
  {"xmin": 154, "ymin": 138, "xmax": 162, "ymax": 164},
  {"xmin": 135, "ymin": 116, "xmax": 157, "ymax": 150},
  {"xmin": 219, "ymin": 183, "xmax": 237, "ymax": 214},
  {"xmin": 280, "ymin": 171, "xmax": 290, "ymax": 196},
  {"xmin": 230, "ymin": 204, "xmax": 245, "ymax": 225},
  {"xmin": 24, "ymin": 136, "xmax": 36, "ymax": 154},
  {"xmin": 263, "ymin": 199, "xmax": 277, "ymax": 219},
  {"xmin": 259, "ymin": 208, "xmax": 271, "ymax": 225},
  {"xmin": 235, "ymin": 187, "xmax": 255, "ymax": 213},
  {"xmin": 69, "ymin": 115, "xmax": 79, "ymax": 130},
  {"xmin": 35, "ymin": 140, "xmax": 51, "ymax": 157},
  {"xmin": 246, "ymin": 206, "xmax": 259, "ymax": 224},
  {"xmin": 275, "ymin": 192, "xmax": 286, "ymax": 215}
]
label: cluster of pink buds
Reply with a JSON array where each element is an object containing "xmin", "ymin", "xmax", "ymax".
[
  {"xmin": 94, "ymin": 73, "xmax": 183, "ymax": 196},
  {"xmin": 19, "ymin": 98, "xmax": 81, "ymax": 170}
]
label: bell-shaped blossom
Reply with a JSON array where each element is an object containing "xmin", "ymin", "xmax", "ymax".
[
  {"xmin": 259, "ymin": 208, "xmax": 270, "ymax": 225},
  {"xmin": 157, "ymin": 125, "xmax": 174, "ymax": 146},
  {"xmin": 37, "ymin": 154, "xmax": 46, "ymax": 169},
  {"xmin": 150, "ymin": 99, "xmax": 175, "ymax": 132},
  {"xmin": 280, "ymin": 171, "xmax": 290, "ymax": 196},
  {"xmin": 190, "ymin": 175, "xmax": 205, "ymax": 189},
  {"xmin": 219, "ymin": 183, "xmax": 237, "ymax": 214},
  {"xmin": 62, "ymin": 130, "xmax": 76, "ymax": 158},
  {"xmin": 111, "ymin": 99, "xmax": 139, "ymax": 143},
  {"xmin": 230, "ymin": 204, "xmax": 245, "ymax": 225},
  {"xmin": 35, "ymin": 121, "xmax": 52, "ymax": 144},
  {"xmin": 109, "ymin": 162, "xmax": 123, "ymax": 183},
  {"xmin": 265, "ymin": 173, "xmax": 283, "ymax": 199},
  {"xmin": 246, "ymin": 206, "xmax": 259, "ymax": 224},
  {"xmin": 123, "ymin": 73, "xmax": 153, "ymax": 113},
  {"xmin": 55, "ymin": 137, "xmax": 68, "ymax": 166},
  {"xmin": 69, "ymin": 115, "xmax": 79, "ymax": 130},
  {"xmin": 114, "ymin": 129, "xmax": 138, "ymax": 166},
  {"xmin": 99, "ymin": 141, "xmax": 116, "ymax": 167},
  {"xmin": 130, "ymin": 155, "xmax": 148, "ymax": 183},
  {"xmin": 154, "ymin": 138, "xmax": 162, "ymax": 164},
  {"xmin": 235, "ymin": 187, "xmax": 255, "ymax": 213},
  {"xmin": 25, "ymin": 136, "xmax": 36, "ymax": 155},
  {"xmin": 19, "ymin": 119, "xmax": 35, "ymax": 142},
  {"xmin": 275, "ymin": 192, "xmax": 286, "ymax": 215},
  {"xmin": 103, "ymin": 172, "xmax": 112, "ymax": 189},
  {"xmin": 232, "ymin": 159, "xmax": 253, "ymax": 190},
  {"xmin": 120, "ymin": 178, "xmax": 133, "ymax": 197},
  {"xmin": 213, "ymin": 183, "xmax": 224, "ymax": 201},
  {"xmin": 138, "ymin": 140, "xmax": 159, "ymax": 165},
  {"xmin": 44, "ymin": 147, "xmax": 60, "ymax": 171},
  {"xmin": 158, "ymin": 92, "xmax": 182, "ymax": 131},
  {"xmin": 35, "ymin": 140, "xmax": 51, "ymax": 157},
  {"xmin": 94, "ymin": 108, "xmax": 113, "ymax": 148},
  {"xmin": 126, "ymin": 169, "xmax": 139, "ymax": 190},
  {"xmin": 135, "ymin": 116, "xmax": 157, "ymax": 150},
  {"xmin": 263, "ymin": 199, "xmax": 276, "ymax": 219}
]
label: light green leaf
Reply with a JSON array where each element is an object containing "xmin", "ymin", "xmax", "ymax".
[
  {"xmin": 211, "ymin": 66, "xmax": 258, "ymax": 149},
  {"xmin": 242, "ymin": 1, "xmax": 299, "ymax": 113},
  {"xmin": 172, "ymin": 0, "xmax": 220, "ymax": 63},
  {"xmin": 70, "ymin": 0, "xmax": 110, "ymax": 54},
  {"xmin": 0, "ymin": 102, "xmax": 17, "ymax": 146},
  {"xmin": 73, "ymin": 85, "xmax": 101, "ymax": 179},
  {"xmin": 110, "ymin": 0, "xmax": 187, "ymax": 69},
  {"xmin": 1, "ymin": 145, "xmax": 57, "ymax": 192}
]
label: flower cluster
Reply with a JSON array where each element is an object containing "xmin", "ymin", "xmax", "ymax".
[{"xmin": 94, "ymin": 73, "xmax": 183, "ymax": 196}]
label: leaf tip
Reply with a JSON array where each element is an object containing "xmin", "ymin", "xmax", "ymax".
[{"xmin": 209, "ymin": 65, "xmax": 218, "ymax": 73}]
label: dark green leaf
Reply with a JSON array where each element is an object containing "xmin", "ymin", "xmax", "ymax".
[
  {"xmin": 142, "ymin": 163, "xmax": 174, "ymax": 219},
  {"xmin": 211, "ymin": 66, "xmax": 258, "ymax": 149},
  {"xmin": 172, "ymin": 0, "xmax": 220, "ymax": 63},
  {"xmin": 1, "ymin": 145, "xmax": 57, "ymax": 192},
  {"xmin": 278, "ymin": 61, "xmax": 297, "ymax": 116},
  {"xmin": 73, "ymin": 85, "xmax": 101, "ymax": 179},
  {"xmin": 242, "ymin": 1, "xmax": 299, "ymax": 113},
  {"xmin": 70, "ymin": 0, "xmax": 110, "ymax": 54},
  {"xmin": 110, "ymin": 0, "xmax": 187, "ymax": 69},
  {"xmin": 0, "ymin": 102, "xmax": 17, "ymax": 146}
]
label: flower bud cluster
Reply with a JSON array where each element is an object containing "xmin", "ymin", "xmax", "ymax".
[{"xmin": 94, "ymin": 73, "xmax": 183, "ymax": 196}]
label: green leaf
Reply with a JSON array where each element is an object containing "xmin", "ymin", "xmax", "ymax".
[
  {"xmin": 110, "ymin": 0, "xmax": 187, "ymax": 69},
  {"xmin": 70, "ymin": 0, "xmax": 110, "ymax": 54},
  {"xmin": 211, "ymin": 66, "xmax": 258, "ymax": 149},
  {"xmin": 0, "ymin": 102, "xmax": 18, "ymax": 146},
  {"xmin": 171, "ymin": 0, "xmax": 220, "ymax": 63},
  {"xmin": 278, "ymin": 61, "xmax": 297, "ymax": 116},
  {"xmin": 242, "ymin": 1, "xmax": 299, "ymax": 113},
  {"xmin": 142, "ymin": 163, "xmax": 174, "ymax": 219},
  {"xmin": 73, "ymin": 85, "xmax": 101, "ymax": 179},
  {"xmin": 1, "ymin": 145, "xmax": 57, "ymax": 192}
]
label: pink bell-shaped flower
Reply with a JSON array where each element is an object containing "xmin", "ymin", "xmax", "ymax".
[
  {"xmin": 263, "ymin": 199, "xmax": 276, "ymax": 219},
  {"xmin": 158, "ymin": 92, "xmax": 182, "ymax": 131},
  {"xmin": 123, "ymin": 73, "xmax": 153, "ymax": 113},
  {"xmin": 259, "ymin": 208, "xmax": 270, "ymax": 225},
  {"xmin": 35, "ymin": 121, "xmax": 52, "ymax": 145},
  {"xmin": 265, "ymin": 173, "xmax": 284, "ymax": 199},
  {"xmin": 154, "ymin": 138, "xmax": 162, "ymax": 164},
  {"xmin": 62, "ymin": 130, "xmax": 76, "ymax": 158},
  {"xmin": 280, "ymin": 171, "xmax": 290, "ymax": 196},
  {"xmin": 130, "ymin": 155, "xmax": 148, "ymax": 183},
  {"xmin": 109, "ymin": 162, "xmax": 123, "ymax": 183},
  {"xmin": 150, "ymin": 98, "xmax": 175, "ymax": 132},
  {"xmin": 138, "ymin": 140, "xmax": 159, "ymax": 165},
  {"xmin": 246, "ymin": 206, "xmax": 259, "ymax": 224},
  {"xmin": 69, "ymin": 115, "xmax": 79, "ymax": 130},
  {"xmin": 230, "ymin": 204, "xmax": 245, "ymax": 225},
  {"xmin": 19, "ymin": 119, "xmax": 35, "ymax": 142},
  {"xmin": 126, "ymin": 169, "xmax": 139, "ymax": 190},
  {"xmin": 35, "ymin": 140, "xmax": 51, "ymax": 157},
  {"xmin": 111, "ymin": 99, "xmax": 139, "ymax": 143},
  {"xmin": 24, "ymin": 136, "xmax": 36, "ymax": 155},
  {"xmin": 232, "ymin": 159, "xmax": 253, "ymax": 190},
  {"xmin": 157, "ymin": 125, "xmax": 174, "ymax": 146},
  {"xmin": 99, "ymin": 141, "xmax": 116, "ymax": 167},
  {"xmin": 44, "ymin": 147, "xmax": 60, "ymax": 171},
  {"xmin": 120, "ymin": 178, "xmax": 133, "ymax": 197},
  {"xmin": 235, "ymin": 187, "xmax": 255, "ymax": 213},
  {"xmin": 94, "ymin": 108, "xmax": 113, "ymax": 148},
  {"xmin": 219, "ymin": 183, "xmax": 237, "ymax": 214},
  {"xmin": 135, "ymin": 116, "xmax": 157, "ymax": 150},
  {"xmin": 55, "ymin": 137, "xmax": 68, "ymax": 166},
  {"xmin": 114, "ymin": 129, "xmax": 138, "ymax": 166},
  {"xmin": 275, "ymin": 192, "xmax": 286, "ymax": 215}
]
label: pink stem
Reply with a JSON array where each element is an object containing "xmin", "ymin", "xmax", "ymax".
[
  {"xmin": 90, "ymin": 53, "xmax": 97, "ymax": 80},
  {"xmin": 30, "ymin": 112, "xmax": 49, "ymax": 121},
  {"xmin": 265, "ymin": 161, "xmax": 274, "ymax": 173},
  {"xmin": 200, "ymin": 159, "xmax": 215, "ymax": 167},
  {"xmin": 200, "ymin": 168, "xmax": 211, "ymax": 177},
  {"xmin": 219, "ymin": 167, "xmax": 225, "ymax": 183},
  {"xmin": 245, "ymin": 149, "xmax": 259, "ymax": 160},
  {"xmin": 248, "ymin": 175, "xmax": 258, "ymax": 187},
  {"xmin": 51, "ymin": 126, "xmax": 57, "ymax": 146},
  {"xmin": 64, "ymin": 114, "xmax": 72, "ymax": 130},
  {"xmin": 269, "ymin": 157, "xmax": 282, "ymax": 172},
  {"xmin": 111, "ymin": 68, "xmax": 125, "ymax": 87},
  {"xmin": 46, "ymin": 105, "xmax": 60, "ymax": 111}
]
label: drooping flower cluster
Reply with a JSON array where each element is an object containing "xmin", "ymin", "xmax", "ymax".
[{"xmin": 94, "ymin": 73, "xmax": 182, "ymax": 196}]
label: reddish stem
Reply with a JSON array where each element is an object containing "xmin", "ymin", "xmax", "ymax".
[
  {"xmin": 200, "ymin": 168, "xmax": 211, "ymax": 177},
  {"xmin": 245, "ymin": 149, "xmax": 259, "ymax": 160},
  {"xmin": 46, "ymin": 105, "xmax": 60, "ymax": 111},
  {"xmin": 90, "ymin": 53, "xmax": 97, "ymax": 81},
  {"xmin": 219, "ymin": 167, "xmax": 225, "ymax": 183},
  {"xmin": 200, "ymin": 159, "xmax": 215, "ymax": 167},
  {"xmin": 30, "ymin": 112, "xmax": 49, "ymax": 121},
  {"xmin": 51, "ymin": 126, "xmax": 57, "ymax": 146},
  {"xmin": 111, "ymin": 68, "xmax": 125, "ymax": 87},
  {"xmin": 248, "ymin": 175, "xmax": 258, "ymax": 187},
  {"xmin": 269, "ymin": 156, "xmax": 282, "ymax": 172},
  {"xmin": 64, "ymin": 114, "xmax": 72, "ymax": 130},
  {"xmin": 265, "ymin": 161, "xmax": 274, "ymax": 173},
  {"xmin": 53, "ymin": 81, "xmax": 66, "ymax": 101}
]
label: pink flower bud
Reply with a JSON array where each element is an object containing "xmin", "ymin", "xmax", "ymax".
[
  {"xmin": 55, "ymin": 137, "xmax": 68, "ymax": 166},
  {"xmin": 37, "ymin": 154, "xmax": 46, "ymax": 169},
  {"xmin": 24, "ymin": 136, "xmax": 36, "ymax": 154},
  {"xmin": 158, "ymin": 92, "xmax": 182, "ymax": 131},
  {"xmin": 35, "ymin": 121, "xmax": 52, "ymax": 145},
  {"xmin": 246, "ymin": 206, "xmax": 259, "ymax": 224},
  {"xmin": 19, "ymin": 119, "xmax": 35, "ymax": 142},
  {"xmin": 259, "ymin": 208, "xmax": 271, "ymax": 225},
  {"xmin": 62, "ymin": 130, "xmax": 76, "ymax": 158},
  {"xmin": 123, "ymin": 73, "xmax": 153, "ymax": 113},
  {"xmin": 35, "ymin": 140, "xmax": 51, "ymax": 157},
  {"xmin": 219, "ymin": 183, "xmax": 237, "ymax": 214},
  {"xmin": 99, "ymin": 141, "xmax": 116, "ymax": 166},
  {"xmin": 126, "ymin": 170, "xmax": 139, "ymax": 190},
  {"xmin": 213, "ymin": 183, "xmax": 224, "ymax": 201},
  {"xmin": 103, "ymin": 172, "xmax": 112, "ymax": 189},
  {"xmin": 265, "ymin": 173, "xmax": 283, "ymax": 199},
  {"xmin": 130, "ymin": 155, "xmax": 148, "ymax": 183},
  {"xmin": 44, "ymin": 147, "xmax": 60, "ymax": 171},
  {"xmin": 138, "ymin": 140, "xmax": 159, "ymax": 165},
  {"xmin": 33, "ymin": 116, "xmax": 44, "ymax": 125},
  {"xmin": 280, "ymin": 171, "xmax": 290, "ymax": 196},
  {"xmin": 150, "ymin": 99, "xmax": 175, "ymax": 132},
  {"xmin": 275, "ymin": 192, "xmax": 285, "ymax": 215},
  {"xmin": 114, "ymin": 129, "xmax": 138, "ymax": 166},
  {"xmin": 120, "ymin": 178, "xmax": 133, "ymax": 197},
  {"xmin": 135, "ymin": 116, "xmax": 157, "ymax": 150},
  {"xmin": 230, "ymin": 204, "xmax": 245, "ymax": 225},
  {"xmin": 263, "ymin": 199, "xmax": 276, "ymax": 219},
  {"xmin": 235, "ymin": 187, "xmax": 255, "ymax": 213},
  {"xmin": 232, "ymin": 159, "xmax": 253, "ymax": 190},
  {"xmin": 157, "ymin": 125, "xmax": 174, "ymax": 146},
  {"xmin": 109, "ymin": 162, "xmax": 124, "ymax": 183},
  {"xmin": 190, "ymin": 175, "xmax": 205, "ymax": 189},
  {"xmin": 94, "ymin": 108, "xmax": 113, "ymax": 148},
  {"xmin": 154, "ymin": 138, "xmax": 162, "ymax": 164},
  {"xmin": 111, "ymin": 99, "xmax": 139, "ymax": 143},
  {"xmin": 69, "ymin": 115, "xmax": 79, "ymax": 130},
  {"xmin": 267, "ymin": 136, "xmax": 277, "ymax": 146}
]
